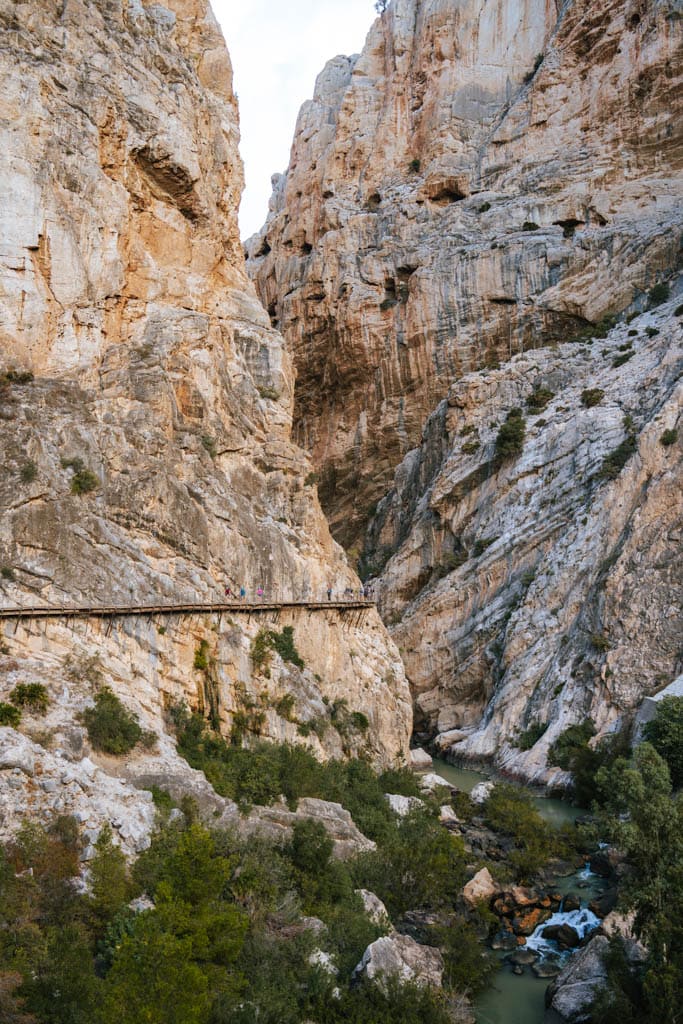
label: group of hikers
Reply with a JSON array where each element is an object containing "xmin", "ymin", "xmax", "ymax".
[{"xmin": 222, "ymin": 583, "xmax": 374, "ymax": 602}]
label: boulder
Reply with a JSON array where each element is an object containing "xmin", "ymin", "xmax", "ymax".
[
  {"xmin": 546, "ymin": 935, "xmax": 609, "ymax": 1022},
  {"xmin": 439, "ymin": 804, "xmax": 460, "ymax": 825},
  {"xmin": 588, "ymin": 889, "xmax": 618, "ymax": 919},
  {"xmin": 462, "ymin": 867, "xmax": 498, "ymax": 908},
  {"xmin": 246, "ymin": 797, "xmax": 376, "ymax": 860},
  {"xmin": 419, "ymin": 772, "xmax": 452, "ymax": 791},
  {"xmin": 354, "ymin": 933, "xmax": 444, "ymax": 991},
  {"xmin": 562, "ymin": 893, "xmax": 582, "ymax": 913},
  {"xmin": 384, "ymin": 792, "xmax": 425, "ymax": 817},
  {"xmin": 0, "ymin": 729, "xmax": 35, "ymax": 776},
  {"xmin": 409, "ymin": 748, "xmax": 433, "ymax": 771},
  {"xmin": 355, "ymin": 889, "xmax": 392, "ymax": 929},
  {"xmin": 470, "ymin": 781, "xmax": 495, "ymax": 805}
]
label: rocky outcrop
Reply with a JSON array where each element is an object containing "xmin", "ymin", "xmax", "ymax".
[
  {"xmin": 244, "ymin": 796, "xmax": 376, "ymax": 859},
  {"xmin": 353, "ymin": 932, "xmax": 444, "ymax": 990},
  {"xmin": 545, "ymin": 935, "xmax": 610, "ymax": 1022},
  {"xmin": 248, "ymin": 0, "xmax": 683, "ymax": 552},
  {"xmin": 0, "ymin": 0, "xmax": 411, "ymax": 776},
  {"xmin": 462, "ymin": 867, "xmax": 499, "ymax": 908},
  {"xmin": 372, "ymin": 302, "xmax": 682, "ymax": 780}
]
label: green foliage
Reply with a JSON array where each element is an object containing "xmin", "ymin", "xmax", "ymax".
[
  {"xmin": 526, "ymin": 386, "xmax": 554, "ymax": 413},
  {"xmin": 409, "ymin": 158, "xmax": 421, "ymax": 172},
  {"xmin": 20, "ymin": 460, "xmax": 37, "ymax": 483},
  {"xmin": 2, "ymin": 368, "xmax": 34, "ymax": 384},
  {"xmin": 592, "ymin": 632, "xmax": 611, "ymax": 652},
  {"xmin": 660, "ymin": 428, "xmax": 678, "ymax": 447},
  {"xmin": 598, "ymin": 431, "xmax": 637, "ymax": 480},
  {"xmin": 258, "ymin": 385, "xmax": 280, "ymax": 401},
  {"xmin": 80, "ymin": 687, "xmax": 145, "ymax": 755},
  {"xmin": 461, "ymin": 439, "xmax": 480, "ymax": 454},
  {"xmin": 304, "ymin": 471, "xmax": 318, "ymax": 486},
  {"xmin": 89, "ymin": 824, "xmax": 131, "ymax": 927},
  {"xmin": 1, "ymin": 566, "xmax": 15, "ymax": 580},
  {"xmin": 522, "ymin": 221, "xmax": 540, "ymax": 231},
  {"xmin": 675, "ymin": 303, "xmax": 683, "ymax": 317},
  {"xmin": 200, "ymin": 435, "xmax": 217, "ymax": 458},
  {"xmin": 548, "ymin": 720, "xmax": 597, "ymax": 770},
  {"xmin": 515, "ymin": 720, "xmax": 548, "ymax": 750},
  {"xmin": 523, "ymin": 53, "xmax": 544, "ymax": 82},
  {"xmin": 274, "ymin": 693, "xmax": 296, "ymax": 720},
  {"xmin": 251, "ymin": 626, "xmax": 304, "ymax": 673},
  {"xmin": 613, "ymin": 351, "xmax": 633, "ymax": 367},
  {"xmin": 477, "ymin": 201, "xmax": 491, "ymax": 213},
  {"xmin": 494, "ymin": 407, "xmax": 525, "ymax": 462},
  {"xmin": 193, "ymin": 640, "xmax": 210, "ymax": 671},
  {"xmin": 72, "ymin": 470, "xmax": 99, "ymax": 494},
  {"xmin": 472, "ymin": 536, "xmax": 496, "ymax": 557},
  {"xmin": 647, "ymin": 282, "xmax": 669, "ymax": 307},
  {"xmin": 581, "ymin": 387, "xmax": 605, "ymax": 407},
  {"xmin": 547, "ymin": 720, "xmax": 631, "ymax": 807},
  {"xmin": 0, "ymin": 702, "xmax": 21, "ymax": 727},
  {"xmin": 642, "ymin": 696, "xmax": 683, "ymax": 788},
  {"xmin": 9, "ymin": 683, "xmax": 49, "ymax": 714},
  {"xmin": 483, "ymin": 784, "xmax": 559, "ymax": 881}
]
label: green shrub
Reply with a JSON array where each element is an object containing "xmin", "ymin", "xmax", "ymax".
[
  {"xmin": 647, "ymin": 282, "xmax": 669, "ymax": 307},
  {"xmin": 472, "ymin": 536, "xmax": 496, "ymax": 557},
  {"xmin": 80, "ymin": 687, "xmax": 146, "ymax": 755},
  {"xmin": 271, "ymin": 626, "xmax": 304, "ymax": 669},
  {"xmin": 257, "ymin": 385, "xmax": 280, "ymax": 401},
  {"xmin": 598, "ymin": 431, "xmax": 637, "ymax": 480},
  {"xmin": 522, "ymin": 221, "xmax": 540, "ymax": 231},
  {"xmin": 642, "ymin": 696, "xmax": 683, "ymax": 788},
  {"xmin": 3, "ymin": 369, "xmax": 34, "ymax": 384},
  {"xmin": 477, "ymin": 201, "xmax": 491, "ymax": 213},
  {"xmin": 494, "ymin": 407, "xmax": 525, "ymax": 462},
  {"xmin": 61, "ymin": 457, "xmax": 99, "ymax": 495},
  {"xmin": 1, "ymin": 566, "xmax": 15, "ymax": 581},
  {"xmin": 548, "ymin": 720, "xmax": 596, "ymax": 771},
  {"xmin": 660, "ymin": 429, "xmax": 678, "ymax": 446},
  {"xmin": 0, "ymin": 702, "xmax": 21, "ymax": 727},
  {"xmin": 10, "ymin": 683, "xmax": 49, "ymax": 714},
  {"xmin": 200, "ymin": 435, "xmax": 217, "ymax": 458},
  {"xmin": 613, "ymin": 352, "xmax": 633, "ymax": 368},
  {"xmin": 20, "ymin": 460, "xmax": 37, "ymax": 483},
  {"xmin": 483, "ymin": 784, "xmax": 556, "ymax": 880},
  {"xmin": 193, "ymin": 640, "xmax": 210, "ymax": 671},
  {"xmin": 461, "ymin": 439, "xmax": 480, "ymax": 454},
  {"xmin": 645, "ymin": 327, "xmax": 659, "ymax": 338},
  {"xmin": 515, "ymin": 720, "xmax": 548, "ymax": 750},
  {"xmin": 581, "ymin": 388, "xmax": 605, "ymax": 408},
  {"xmin": 675, "ymin": 303, "xmax": 683, "ymax": 317},
  {"xmin": 274, "ymin": 693, "xmax": 296, "ymax": 721},
  {"xmin": 252, "ymin": 626, "xmax": 304, "ymax": 673},
  {"xmin": 526, "ymin": 387, "xmax": 554, "ymax": 413},
  {"xmin": 408, "ymin": 158, "xmax": 421, "ymax": 173},
  {"xmin": 592, "ymin": 633, "xmax": 611, "ymax": 652}
]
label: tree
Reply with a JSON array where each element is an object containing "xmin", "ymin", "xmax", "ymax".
[{"xmin": 642, "ymin": 696, "xmax": 683, "ymax": 788}]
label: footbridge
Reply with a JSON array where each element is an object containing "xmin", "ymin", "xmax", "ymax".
[{"xmin": 0, "ymin": 599, "xmax": 376, "ymax": 625}]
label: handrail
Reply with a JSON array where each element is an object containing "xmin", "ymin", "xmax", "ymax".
[{"xmin": 0, "ymin": 599, "xmax": 376, "ymax": 621}]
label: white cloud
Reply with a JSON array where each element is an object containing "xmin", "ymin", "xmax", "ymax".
[{"xmin": 212, "ymin": 0, "xmax": 375, "ymax": 238}]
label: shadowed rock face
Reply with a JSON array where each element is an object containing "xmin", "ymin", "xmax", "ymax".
[
  {"xmin": 248, "ymin": 0, "xmax": 682, "ymax": 552},
  {"xmin": 371, "ymin": 301, "xmax": 682, "ymax": 782},
  {"xmin": 0, "ymin": 0, "xmax": 411, "ymax": 767}
]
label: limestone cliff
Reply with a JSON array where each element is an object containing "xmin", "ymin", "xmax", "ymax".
[
  {"xmin": 0, "ymin": 0, "xmax": 412, "ymax": 826},
  {"xmin": 248, "ymin": 0, "xmax": 682, "ymax": 553},
  {"xmin": 371, "ymin": 299, "xmax": 682, "ymax": 783}
]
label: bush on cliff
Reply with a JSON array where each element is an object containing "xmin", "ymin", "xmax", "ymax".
[{"xmin": 80, "ymin": 688, "xmax": 154, "ymax": 756}]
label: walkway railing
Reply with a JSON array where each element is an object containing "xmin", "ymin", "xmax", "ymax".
[{"xmin": 0, "ymin": 599, "xmax": 376, "ymax": 622}]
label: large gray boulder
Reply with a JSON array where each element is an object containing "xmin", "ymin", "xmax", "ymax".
[
  {"xmin": 0, "ymin": 728, "xmax": 35, "ymax": 776},
  {"xmin": 546, "ymin": 935, "xmax": 609, "ymax": 1022},
  {"xmin": 245, "ymin": 797, "xmax": 376, "ymax": 860},
  {"xmin": 354, "ymin": 933, "xmax": 444, "ymax": 992}
]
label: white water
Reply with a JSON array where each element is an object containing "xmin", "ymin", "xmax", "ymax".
[{"xmin": 526, "ymin": 906, "xmax": 601, "ymax": 959}]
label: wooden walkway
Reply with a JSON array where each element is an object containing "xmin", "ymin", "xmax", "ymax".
[{"xmin": 0, "ymin": 600, "xmax": 375, "ymax": 622}]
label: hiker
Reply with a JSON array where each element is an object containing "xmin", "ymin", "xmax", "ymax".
[
  {"xmin": 239, "ymin": 585, "xmax": 246, "ymax": 600},
  {"xmin": 327, "ymin": 585, "xmax": 332, "ymax": 601},
  {"xmin": 224, "ymin": 585, "xmax": 233, "ymax": 599},
  {"xmin": 257, "ymin": 585, "xmax": 264, "ymax": 600}
]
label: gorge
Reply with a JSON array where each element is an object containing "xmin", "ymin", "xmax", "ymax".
[{"xmin": 0, "ymin": 1, "xmax": 681, "ymax": 1022}]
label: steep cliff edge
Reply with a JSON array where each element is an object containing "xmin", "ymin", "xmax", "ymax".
[
  {"xmin": 371, "ymin": 298, "xmax": 682, "ymax": 782},
  {"xmin": 0, "ymin": 0, "xmax": 412, "ymax": 832},
  {"xmin": 248, "ymin": 0, "xmax": 682, "ymax": 552}
]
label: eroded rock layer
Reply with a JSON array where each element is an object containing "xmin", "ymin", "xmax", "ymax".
[
  {"xmin": 248, "ymin": 0, "xmax": 682, "ymax": 552},
  {"xmin": 0, "ymin": 0, "xmax": 411, "ymax": 771},
  {"xmin": 371, "ymin": 300, "xmax": 682, "ymax": 782}
]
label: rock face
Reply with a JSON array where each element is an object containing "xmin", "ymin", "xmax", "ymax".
[
  {"xmin": 248, "ymin": 0, "xmax": 682, "ymax": 552},
  {"xmin": 372, "ymin": 303, "xmax": 682, "ymax": 780},
  {"xmin": 0, "ymin": 0, "xmax": 411, "ymax": 770},
  {"xmin": 545, "ymin": 935, "xmax": 610, "ymax": 1022}
]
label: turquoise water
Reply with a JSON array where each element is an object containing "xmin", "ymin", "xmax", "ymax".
[{"xmin": 429, "ymin": 757, "xmax": 597, "ymax": 1024}]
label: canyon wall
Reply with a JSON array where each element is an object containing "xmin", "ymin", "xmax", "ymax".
[
  {"xmin": 0, "ymin": 0, "xmax": 412, "ymax": 789},
  {"xmin": 248, "ymin": 0, "xmax": 682, "ymax": 553},
  {"xmin": 372, "ymin": 299, "xmax": 682, "ymax": 782}
]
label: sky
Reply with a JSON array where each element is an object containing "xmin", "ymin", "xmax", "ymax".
[{"xmin": 212, "ymin": 0, "xmax": 376, "ymax": 239}]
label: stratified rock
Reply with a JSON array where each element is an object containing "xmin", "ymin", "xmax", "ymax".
[
  {"xmin": 0, "ymin": 0, "xmax": 412, "ymax": 769},
  {"xmin": 248, "ymin": 0, "xmax": 681, "ymax": 550},
  {"xmin": 462, "ymin": 867, "xmax": 498, "ymax": 908},
  {"xmin": 373, "ymin": 305, "xmax": 682, "ymax": 782},
  {"xmin": 353, "ymin": 933, "xmax": 444, "ymax": 991},
  {"xmin": 244, "ymin": 797, "xmax": 376, "ymax": 860}
]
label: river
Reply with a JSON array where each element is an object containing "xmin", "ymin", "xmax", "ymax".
[{"xmin": 431, "ymin": 758, "xmax": 604, "ymax": 1024}]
